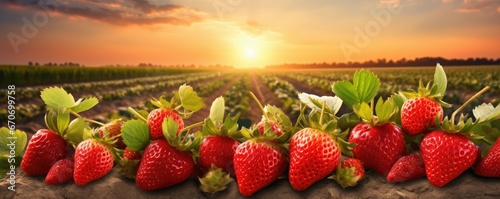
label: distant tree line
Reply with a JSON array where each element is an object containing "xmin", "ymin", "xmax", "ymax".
[
  {"xmin": 266, "ymin": 57, "xmax": 500, "ymax": 69},
  {"xmin": 28, "ymin": 61, "xmax": 82, "ymax": 67}
]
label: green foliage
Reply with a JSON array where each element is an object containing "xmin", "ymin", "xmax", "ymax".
[
  {"xmin": 122, "ymin": 120, "xmax": 150, "ymax": 151},
  {"xmin": 332, "ymin": 69, "xmax": 380, "ymax": 109}
]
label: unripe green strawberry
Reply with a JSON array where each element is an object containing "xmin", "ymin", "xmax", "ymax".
[
  {"xmin": 330, "ymin": 158, "xmax": 365, "ymax": 188},
  {"xmin": 401, "ymin": 97, "xmax": 443, "ymax": 136},
  {"xmin": 21, "ymin": 129, "xmax": 69, "ymax": 176},
  {"xmin": 289, "ymin": 128, "xmax": 341, "ymax": 191},
  {"xmin": 147, "ymin": 109, "xmax": 184, "ymax": 140},
  {"xmin": 74, "ymin": 139, "xmax": 115, "ymax": 186},
  {"xmin": 233, "ymin": 138, "xmax": 287, "ymax": 197}
]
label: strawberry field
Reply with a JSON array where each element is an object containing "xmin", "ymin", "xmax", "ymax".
[{"xmin": 1, "ymin": 65, "xmax": 500, "ymax": 198}]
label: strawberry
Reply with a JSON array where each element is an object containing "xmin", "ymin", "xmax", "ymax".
[
  {"xmin": 289, "ymin": 128, "xmax": 341, "ymax": 191},
  {"xmin": 123, "ymin": 147, "xmax": 141, "ymax": 161},
  {"xmin": 420, "ymin": 130, "xmax": 477, "ymax": 187},
  {"xmin": 21, "ymin": 129, "xmax": 68, "ymax": 176},
  {"xmin": 98, "ymin": 119, "xmax": 126, "ymax": 149},
  {"xmin": 119, "ymin": 148, "xmax": 142, "ymax": 179},
  {"xmin": 146, "ymin": 85, "xmax": 204, "ymax": 140},
  {"xmin": 329, "ymin": 158, "xmax": 365, "ymax": 188},
  {"xmin": 233, "ymin": 138, "xmax": 287, "ymax": 196},
  {"xmin": 387, "ymin": 153, "xmax": 425, "ymax": 183},
  {"xmin": 45, "ymin": 158, "xmax": 74, "ymax": 185},
  {"xmin": 74, "ymin": 138, "xmax": 116, "ymax": 186},
  {"xmin": 400, "ymin": 64, "xmax": 450, "ymax": 136},
  {"xmin": 401, "ymin": 97, "xmax": 443, "ymax": 136},
  {"xmin": 332, "ymin": 69, "xmax": 406, "ymax": 177},
  {"xmin": 256, "ymin": 120, "xmax": 283, "ymax": 136},
  {"xmin": 135, "ymin": 139, "xmax": 194, "ymax": 191},
  {"xmin": 147, "ymin": 109, "xmax": 184, "ymax": 140},
  {"xmin": 475, "ymin": 137, "xmax": 500, "ymax": 177},
  {"xmin": 349, "ymin": 122, "xmax": 406, "ymax": 176},
  {"xmin": 199, "ymin": 135, "xmax": 239, "ymax": 175}
]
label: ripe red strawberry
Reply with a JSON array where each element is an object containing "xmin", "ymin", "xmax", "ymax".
[
  {"xmin": 74, "ymin": 139, "xmax": 115, "ymax": 186},
  {"xmin": 349, "ymin": 123, "xmax": 406, "ymax": 176},
  {"xmin": 387, "ymin": 153, "xmax": 425, "ymax": 183},
  {"xmin": 98, "ymin": 119, "xmax": 125, "ymax": 149},
  {"xmin": 119, "ymin": 148, "xmax": 142, "ymax": 179},
  {"xmin": 135, "ymin": 139, "xmax": 194, "ymax": 191},
  {"xmin": 21, "ymin": 129, "xmax": 68, "ymax": 176},
  {"xmin": 289, "ymin": 128, "xmax": 341, "ymax": 191},
  {"xmin": 475, "ymin": 137, "xmax": 500, "ymax": 177},
  {"xmin": 330, "ymin": 158, "xmax": 365, "ymax": 188},
  {"xmin": 257, "ymin": 120, "xmax": 283, "ymax": 136},
  {"xmin": 45, "ymin": 158, "xmax": 74, "ymax": 185},
  {"xmin": 420, "ymin": 130, "xmax": 477, "ymax": 187},
  {"xmin": 233, "ymin": 138, "xmax": 287, "ymax": 196},
  {"xmin": 401, "ymin": 97, "xmax": 443, "ymax": 136},
  {"xmin": 147, "ymin": 108, "xmax": 184, "ymax": 140},
  {"xmin": 198, "ymin": 136, "xmax": 239, "ymax": 175},
  {"xmin": 123, "ymin": 148, "xmax": 141, "ymax": 161}
]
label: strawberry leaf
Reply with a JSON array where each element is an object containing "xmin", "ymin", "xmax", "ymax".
[
  {"xmin": 354, "ymin": 69, "xmax": 380, "ymax": 103},
  {"xmin": 337, "ymin": 113, "xmax": 361, "ymax": 132},
  {"xmin": 56, "ymin": 108, "xmax": 70, "ymax": 134},
  {"xmin": 40, "ymin": 87, "xmax": 76, "ymax": 111},
  {"xmin": 0, "ymin": 127, "xmax": 27, "ymax": 156},
  {"xmin": 44, "ymin": 111, "xmax": 58, "ymax": 133},
  {"xmin": 66, "ymin": 117, "xmax": 88, "ymax": 147},
  {"xmin": 71, "ymin": 97, "xmax": 99, "ymax": 113},
  {"xmin": 122, "ymin": 120, "xmax": 150, "ymax": 151},
  {"xmin": 332, "ymin": 69, "xmax": 380, "ymax": 109},
  {"xmin": 473, "ymin": 103, "xmax": 500, "ymax": 123},
  {"xmin": 209, "ymin": 96, "xmax": 225, "ymax": 125},
  {"xmin": 298, "ymin": 93, "xmax": 343, "ymax": 116},
  {"xmin": 178, "ymin": 84, "xmax": 204, "ymax": 112},
  {"xmin": 432, "ymin": 63, "xmax": 447, "ymax": 97}
]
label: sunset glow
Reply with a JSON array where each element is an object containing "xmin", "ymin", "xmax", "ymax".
[{"xmin": 0, "ymin": 0, "xmax": 499, "ymax": 68}]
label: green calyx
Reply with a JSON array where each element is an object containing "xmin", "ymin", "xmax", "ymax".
[
  {"xmin": 199, "ymin": 166, "xmax": 234, "ymax": 195},
  {"xmin": 202, "ymin": 96, "xmax": 242, "ymax": 139},
  {"xmin": 162, "ymin": 116, "xmax": 202, "ymax": 152},
  {"xmin": 353, "ymin": 97, "xmax": 399, "ymax": 126},
  {"xmin": 400, "ymin": 63, "xmax": 451, "ymax": 108},
  {"xmin": 328, "ymin": 165, "xmax": 362, "ymax": 189},
  {"xmin": 151, "ymin": 84, "xmax": 205, "ymax": 119}
]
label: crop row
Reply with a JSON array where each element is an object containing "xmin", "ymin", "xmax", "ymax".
[
  {"xmin": 223, "ymin": 74, "xmax": 251, "ymax": 118},
  {"xmin": 259, "ymin": 75, "xmax": 301, "ymax": 120},
  {"xmin": 0, "ymin": 72, "xmax": 217, "ymax": 103},
  {"xmin": 0, "ymin": 73, "xmax": 227, "ymax": 124}
]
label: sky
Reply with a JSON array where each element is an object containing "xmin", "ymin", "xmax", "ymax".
[{"xmin": 1, "ymin": 0, "xmax": 499, "ymax": 68}]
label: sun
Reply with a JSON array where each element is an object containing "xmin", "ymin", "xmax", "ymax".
[{"xmin": 245, "ymin": 47, "xmax": 256, "ymax": 59}]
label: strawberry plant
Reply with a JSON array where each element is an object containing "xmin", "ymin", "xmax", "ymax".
[
  {"xmin": 420, "ymin": 86, "xmax": 499, "ymax": 187},
  {"xmin": 332, "ymin": 69, "xmax": 406, "ymax": 177},
  {"xmin": 0, "ymin": 128, "xmax": 27, "ymax": 178},
  {"xmin": 289, "ymin": 93, "xmax": 352, "ymax": 191},
  {"xmin": 198, "ymin": 97, "xmax": 241, "ymax": 194}
]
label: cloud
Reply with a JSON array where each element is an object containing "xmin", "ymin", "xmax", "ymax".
[
  {"xmin": 443, "ymin": 0, "xmax": 500, "ymax": 13},
  {"xmin": 2, "ymin": 0, "xmax": 209, "ymax": 26}
]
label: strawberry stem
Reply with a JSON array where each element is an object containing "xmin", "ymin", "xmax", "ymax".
[
  {"xmin": 319, "ymin": 101, "xmax": 326, "ymax": 126},
  {"xmin": 127, "ymin": 107, "xmax": 147, "ymax": 123},
  {"xmin": 182, "ymin": 121, "xmax": 204, "ymax": 133},
  {"xmin": 451, "ymin": 86, "xmax": 490, "ymax": 125},
  {"xmin": 249, "ymin": 91, "xmax": 267, "ymax": 120},
  {"xmin": 70, "ymin": 111, "xmax": 105, "ymax": 126}
]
